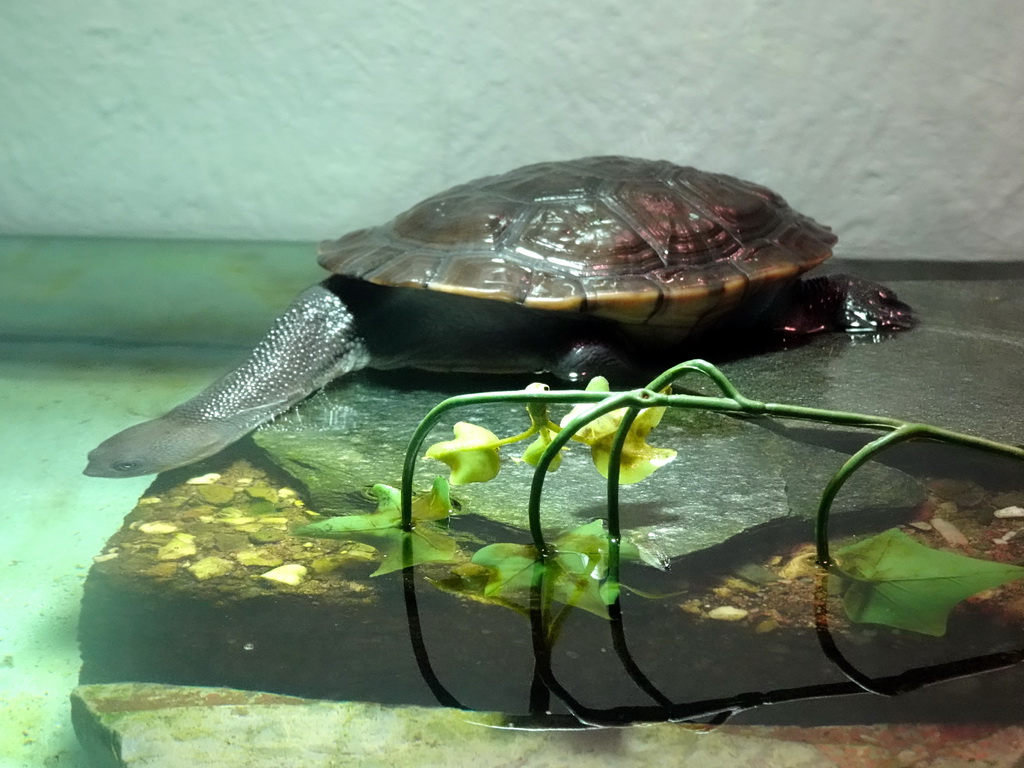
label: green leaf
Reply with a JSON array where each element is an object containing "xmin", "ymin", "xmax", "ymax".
[
  {"xmin": 294, "ymin": 481, "xmax": 461, "ymax": 576},
  {"xmin": 560, "ymin": 378, "xmax": 677, "ymax": 484},
  {"xmin": 471, "ymin": 540, "xmax": 613, "ymax": 617},
  {"xmin": 425, "ymin": 421, "xmax": 502, "ymax": 484},
  {"xmin": 834, "ymin": 528, "xmax": 1024, "ymax": 636}
]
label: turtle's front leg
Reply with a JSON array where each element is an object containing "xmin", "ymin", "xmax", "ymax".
[
  {"xmin": 777, "ymin": 274, "xmax": 915, "ymax": 335},
  {"xmin": 550, "ymin": 339, "xmax": 637, "ymax": 383}
]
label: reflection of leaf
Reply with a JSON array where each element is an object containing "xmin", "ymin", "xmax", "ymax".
[
  {"xmin": 468, "ymin": 521, "xmax": 660, "ymax": 618},
  {"xmin": 294, "ymin": 478, "xmax": 454, "ymax": 537},
  {"xmin": 472, "ymin": 543, "xmax": 537, "ymax": 597},
  {"xmin": 292, "ymin": 490, "xmax": 399, "ymax": 535},
  {"xmin": 368, "ymin": 525, "xmax": 460, "ymax": 576},
  {"xmin": 412, "ymin": 476, "xmax": 455, "ymax": 522},
  {"xmin": 293, "ymin": 479, "xmax": 461, "ymax": 574},
  {"xmin": 834, "ymin": 528, "xmax": 1024, "ymax": 636},
  {"xmin": 425, "ymin": 422, "xmax": 502, "ymax": 484},
  {"xmin": 560, "ymin": 377, "xmax": 677, "ymax": 484}
]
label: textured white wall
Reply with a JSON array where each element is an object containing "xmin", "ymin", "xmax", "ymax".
[{"xmin": 1, "ymin": 0, "xmax": 1022, "ymax": 259}]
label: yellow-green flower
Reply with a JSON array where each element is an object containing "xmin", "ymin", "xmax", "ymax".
[
  {"xmin": 561, "ymin": 377, "xmax": 676, "ymax": 484},
  {"xmin": 425, "ymin": 422, "xmax": 502, "ymax": 484},
  {"xmin": 518, "ymin": 386, "xmax": 565, "ymax": 471}
]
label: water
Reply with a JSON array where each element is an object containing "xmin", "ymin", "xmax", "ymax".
[
  {"xmin": 74, "ymin": 422, "xmax": 1024, "ymax": 723},
  {"xmin": 4, "ymin": 236, "xmax": 1024, "ymax": 766}
]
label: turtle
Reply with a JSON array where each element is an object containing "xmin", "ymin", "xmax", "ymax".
[{"xmin": 84, "ymin": 156, "xmax": 913, "ymax": 478}]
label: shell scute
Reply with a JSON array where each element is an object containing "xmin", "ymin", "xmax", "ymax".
[
  {"xmin": 317, "ymin": 156, "xmax": 836, "ymax": 336},
  {"xmin": 428, "ymin": 256, "xmax": 533, "ymax": 304},
  {"xmin": 392, "ymin": 189, "xmax": 515, "ymax": 248}
]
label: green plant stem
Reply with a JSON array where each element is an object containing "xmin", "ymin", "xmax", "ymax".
[
  {"xmin": 814, "ymin": 422, "xmax": 1024, "ymax": 567},
  {"xmin": 401, "ymin": 360, "xmax": 1024, "ymax": 573},
  {"xmin": 400, "ymin": 390, "xmax": 612, "ymax": 529},
  {"xmin": 603, "ymin": 404, "xmax": 642, "ymax": 601},
  {"xmin": 526, "ymin": 391, "xmax": 644, "ymax": 556}
]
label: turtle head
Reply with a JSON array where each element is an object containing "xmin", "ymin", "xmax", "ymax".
[
  {"xmin": 780, "ymin": 275, "xmax": 915, "ymax": 335},
  {"xmin": 837, "ymin": 275, "xmax": 916, "ymax": 332},
  {"xmin": 84, "ymin": 415, "xmax": 235, "ymax": 478}
]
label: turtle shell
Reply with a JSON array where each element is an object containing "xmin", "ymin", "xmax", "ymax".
[{"xmin": 317, "ymin": 156, "xmax": 836, "ymax": 337}]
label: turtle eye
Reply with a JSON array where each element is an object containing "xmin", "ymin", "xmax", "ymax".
[{"xmin": 113, "ymin": 460, "xmax": 140, "ymax": 473}]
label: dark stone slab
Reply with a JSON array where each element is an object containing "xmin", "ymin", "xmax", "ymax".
[{"xmin": 719, "ymin": 279, "xmax": 1024, "ymax": 446}]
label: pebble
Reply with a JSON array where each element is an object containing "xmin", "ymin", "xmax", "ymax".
[
  {"xmin": 931, "ymin": 517, "xmax": 969, "ymax": 547},
  {"xmin": 678, "ymin": 599, "xmax": 703, "ymax": 615},
  {"xmin": 310, "ymin": 555, "xmax": 351, "ymax": 573},
  {"xmin": 197, "ymin": 484, "xmax": 236, "ymax": 505},
  {"xmin": 994, "ymin": 505, "xmax": 1024, "ymax": 519},
  {"xmin": 236, "ymin": 549, "xmax": 284, "ymax": 568},
  {"xmin": 157, "ymin": 533, "xmax": 198, "ymax": 561},
  {"xmin": 188, "ymin": 556, "xmax": 234, "ymax": 581},
  {"xmin": 896, "ymin": 748, "xmax": 921, "ymax": 766},
  {"xmin": 185, "ymin": 473, "xmax": 221, "ymax": 485},
  {"xmin": 908, "ymin": 521, "xmax": 933, "ymax": 531},
  {"xmin": 136, "ymin": 521, "xmax": 179, "ymax": 535},
  {"xmin": 993, "ymin": 530, "xmax": 1018, "ymax": 545},
  {"xmin": 245, "ymin": 484, "xmax": 279, "ymax": 502},
  {"xmin": 779, "ymin": 550, "xmax": 819, "ymax": 579},
  {"xmin": 248, "ymin": 528, "xmax": 286, "ymax": 545},
  {"xmin": 707, "ymin": 606, "xmax": 748, "ymax": 621},
  {"xmin": 247, "ymin": 500, "xmax": 278, "ymax": 517},
  {"xmin": 732, "ymin": 564, "xmax": 779, "ymax": 585},
  {"xmin": 259, "ymin": 564, "xmax": 308, "ymax": 586},
  {"xmin": 992, "ymin": 491, "xmax": 1024, "ymax": 508}
]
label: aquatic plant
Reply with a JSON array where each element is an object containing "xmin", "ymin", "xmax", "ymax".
[
  {"xmin": 832, "ymin": 528, "xmax": 1024, "ymax": 636},
  {"xmin": 297, "ymin": 358, "xmax": 1024, "ymax": 635},
  {"xmin": 294, "ymin": 478, "xmax": 457, "ymax": 575},
  {"xmin": 423, "ymin": 377, "xmax": 676, "ymax": 485}
]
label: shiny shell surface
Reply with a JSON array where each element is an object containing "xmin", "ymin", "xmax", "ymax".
[{"xmin": 317, "ymin": 156, "xmax": 836, "ymax": 332}]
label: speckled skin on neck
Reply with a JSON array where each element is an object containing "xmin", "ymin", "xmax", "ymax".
[{"xmin": 84, "ymin": 283, "xmax": 370, "ymax": 478}]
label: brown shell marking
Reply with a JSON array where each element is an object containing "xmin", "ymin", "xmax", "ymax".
[{"xmin": 317, "ymin": 157, "xmax": 836, "ymax": 333}]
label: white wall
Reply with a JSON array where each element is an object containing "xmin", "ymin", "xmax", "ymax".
[{"xmin": 1, "ymin": 0, "xmax": 1022, "ymax": 260}]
